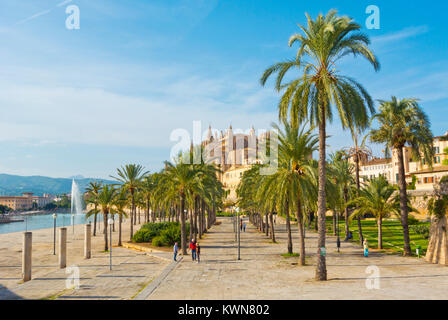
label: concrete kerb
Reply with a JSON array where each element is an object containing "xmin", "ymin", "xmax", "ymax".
[{"xmin": 133, "ymin": 256, "xmax": 183, "ymax": 300}]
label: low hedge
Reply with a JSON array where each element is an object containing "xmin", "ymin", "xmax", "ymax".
[{"xmin": 133, "ymin": 221, "xmax": 190, "ymax": 247}]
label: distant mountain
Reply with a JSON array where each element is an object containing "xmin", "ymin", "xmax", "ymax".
[{"xmin": 0, "ymin": 174, "xmax": 116, "ymax": 196}]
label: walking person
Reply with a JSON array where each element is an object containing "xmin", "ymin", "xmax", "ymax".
[
  {"xmin": 240, "ymin": 219, "xmax": 243, "ymax": 232},
  {"xmin": 173, "ymin": 242, "xmax": 178, "ymax": 261},
  {"xmin": 363, "ymin": 238, "xmax": 369, "ymax": 257},
  {"xmin": 189, "ymin": 239, "xmax": 197, "ymax": 261},
  {"xmin": 196, "ymin": 242, "xmax": 201, "ymax": 263},
  {"xmin": 243, "ymin": 222, "xmax": 246, "ymax": 232}
]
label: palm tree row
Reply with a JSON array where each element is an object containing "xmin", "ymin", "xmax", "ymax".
[
  {"xmin": 259, "ymin": 9, "xmax": 434, "ymax": 280},
  {"xmin": 84, "ymin": 155, "xmax": 225, "ymax": 255}
]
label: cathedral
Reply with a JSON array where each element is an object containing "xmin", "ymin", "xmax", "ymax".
[{"xmin": 201, "ymin": 125, "xmax": 268, "ymax": 203}]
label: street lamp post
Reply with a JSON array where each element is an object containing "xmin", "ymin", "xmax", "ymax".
[
  {"xmin": 237, "ymin": 207, "xmax": 240, "ymax": 260},
  {"xmin": 108, "ymin": 218, "xmax": 113, "ymax": 270},
  {"xmin": 52, "ymin": 213, "xmax": 57, "ymax": 255}
]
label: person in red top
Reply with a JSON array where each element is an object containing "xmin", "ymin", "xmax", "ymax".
[{"xmin": 189, "ymin": 239, "xmax": 197, "ymax": 261}]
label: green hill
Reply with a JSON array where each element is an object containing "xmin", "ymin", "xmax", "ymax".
[{"xmin": 0, "ymin": 174, "xmax": 116, "ymax": 196}]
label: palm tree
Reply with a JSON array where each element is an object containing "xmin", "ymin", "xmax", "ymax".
[
  {"xmin": 342, "ymin": 130, "xmax": 372, "ymax": 243},
  {"xmin": 370, "ymin": 97, "xmax": 434, "ymax": 256},
  {"xmin": 329, "ymin": 154, "xmax": 355, "ymax": 239},
  {"xmin": 97, "ymin": 185, "xmax": 118, "ymax": 251},
  {"xmin": 349, "ymin": 176, "xmax": 400, "ymax": 249},
  {"xmin": 261, "ymin": 10, "xmax": 379, "ymax": 280},
  {"xmin": 114, "ymin": 187, "xmax": 129, "ymax": 246},
  {"xmin": 85, "ymin": 181, "xmax": 102, "ymax": 236},
  {"xmin": 160, "ymin": 161, "xmax": 200, "ymax": 255},
  {"xmin": 111, "ymin": 164, "xmax": 148, "ymax": 241}
]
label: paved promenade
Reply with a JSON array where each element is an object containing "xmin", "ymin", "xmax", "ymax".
[
  {"xmin": 2, "ymin": 216, "xmax": 448, "ymax": 299},
  {"xmin": 149, "ymin": 217, "xmax": 448, "ymax": 300},
  {"xmin": 0, "ymin": 219, "xmax": 169, "ymax": 300}
]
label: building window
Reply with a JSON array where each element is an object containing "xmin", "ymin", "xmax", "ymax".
[
  {"xmin": 435, "ymin": 147, "xmax": 440, "ymax": 154},
  {"xmin": 434, "ymin": 156, "xmax": 440, "ymax": 164}
]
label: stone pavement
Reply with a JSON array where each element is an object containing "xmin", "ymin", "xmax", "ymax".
[
  {"xmin": 148, "ymin": 217, "xmax": 448, "ymax": 300},
  {"xmin": 0, "ymin": 219, "xmax": 170, "ymax": 300}
]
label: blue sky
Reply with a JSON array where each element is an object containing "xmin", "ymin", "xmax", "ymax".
[{"xmin": 0, "ymin": 0, "xmax": 447, "ymax": 179}]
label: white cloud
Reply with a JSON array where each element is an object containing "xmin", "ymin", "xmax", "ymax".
[{"xmin": 371, "ymin": 25, "xmax": 429, "ymax": 44}]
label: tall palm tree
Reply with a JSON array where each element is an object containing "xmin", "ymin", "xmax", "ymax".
[
  {"xmin": 329, "ymin": 154, "xmax": 355, "ymax": 239},
  {"xmin": 114, "ymin": 187, "xmax": 129, "ymax": 246},
  {"xmin": 111, "ymin": 164, "xmax": 148, "ymax": 241},
  {"xmin": 85, "ymin": 181, "xmax": 102, "ymax": 236},
  {"xmin": 97, "ymin": 185, "xmax": 118, "ymax": 251},
  {"xmin": 349, "ymin": 176, "xmax": 400, "ymax": 249},
  {"xmin": 370, "ymin": 97, "xmax": 433, "ymax": 256},
  {"xmin": 343, "ymin": 130, "xmax": 372, "ymax": 243},
  {"xmin": 160, "ymin": 161, "xmax": 200, "ymax": 255},
  {"xmin": 261, "ymin": 10, "xmax": 379, "ymax": 280}
]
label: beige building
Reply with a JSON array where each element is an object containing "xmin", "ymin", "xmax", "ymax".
[
  {"xmin": 0, "ymin": 192, "xmax": 34, "ymax": 210},
  {"xmin": 201, "ymin": 125, "xmax": 265, "ymax": 203},
  {"xmin": 356, "ymin": 131, "xmax": 448, "ymax": 191}
]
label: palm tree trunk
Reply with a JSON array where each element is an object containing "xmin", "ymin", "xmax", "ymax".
[
  {"xmin": 130, "ymin": 191, "xmax": 134, "ymax": 241},
  {"xmin": 397, "ymin": 147, "xmax": 412, "ymax": 256},
  {"xmin": 146, "ymin": 199, "xmax": 150, "ymax": 223},
  {"xmin": 118, "ymin": 214, "xmax": 122, "ymax": 246},
  {"xmin": 93, "ymin": 210, "xmax": 97, "ymax": 236},
  {"xmin": 180, "ymin": 195, "xmax": 187, "ymax": 255},
  {"xmin": 344, "ymin": 188, "xmax": 350, "ymax": 239},
  {"xmin": 265, "ymin": 213, "xmax": 269, "ymax": 236},
  {"xmin": 378, "ymin": 217, "xmax": 383, "ymax": 249},
  {"xmin": 269, "ymin": 212, "xmax": 275, "ymax": 242},
  {"xmin": 189, "ymin": 209, "xmax": 193, "ymax": 242},
  {"xmin": 297, "ymin": 197, "xmax": 305, "ymax": 266},
  {"xmin": 194, "ymin": 198, "xmax": 199, "ymax": 240},
  {"xmin": 315, "ymin": 104, "xmax": 327, "ymax": 281},
  {"xmin": 285, "ymin": 199, "xmax": 293, "ymax": 254},
  {"xmin": 355, "ymin": 155, "xmax": 364, "ymax": 244},
  {"xmin": 103, "ymin": 211, "xmax": 108, "ymax": 251}
]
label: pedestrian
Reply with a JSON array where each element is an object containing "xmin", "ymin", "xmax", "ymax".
[
  {"xmin": 196, "ymin": 242, "xmax": 201, "ymax": 263},
  {"xmin": 173, "ymin": 242, "xmax": 178, "ymax": 261},
  {"xmin": 363, "ymin": 238, "xmax": 369, "ymax": 257},
  {"xmin": 240, "ymin": 219, "xmax": 243, "ymax": 231},
  {"xmin": 243, "ymin": 222, "xmax": 246, "ymax": 232},
  {"xmin": 189, "ymin": 239, "xmax": 197, "ymax": 261}
]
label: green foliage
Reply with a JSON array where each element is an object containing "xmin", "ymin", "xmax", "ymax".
[
  {"xmin": 0, "ymin": 204, "xmax": 12, "ymax": 214},
  {"xmin": 410, "ymin": 224, "xmax": 430, "ymax": 239},
  {"xmin": 133, "ymin": 222, "xmax": 189, "ymax": 247},
  {"xmin": 43, "ymin": 202, "xmax": 57, "ymax": 210},
  {"xmin": 407, "ymin": 215, "xmax": 420, "ymax": 225},
  {"xmin": 151, "ymin": 236, "xmax": 164, "ymax": 247},
  {"xmin": 443, "ymin": 159, "xmax": 448, "ymax": 166},
  {"xmin": 216, "ymin": 212, "xmax": 236, "ymax": 217},
  {"xmin": 407, "ymin": 175, "xmax": 417, "ymax": 190}
]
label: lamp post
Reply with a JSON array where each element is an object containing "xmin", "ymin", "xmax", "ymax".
[
  {"xmin": 108, "ymin": 218, "xmax": 113, "ymax": 270},
  {"xmin": 52, "ymin": 213, "xmax": 57, "ymax": 255},
  {"xmin": 236, "ymin": 207, "xmax": 240, "ymax": 260}
]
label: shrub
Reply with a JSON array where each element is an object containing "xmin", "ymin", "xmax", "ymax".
[
  {"xmin": 152, "ymin": 236, "xmax": 165, "ymax": 247},
  {"xmin": 410, "ymin": 224, "xmax": 430, "ymax": 239},
  {"xmin": 133, "ymin": 221, "xmax": 189, "ymax": 246},
  {"xmin": 159, "ymin": 225, "xmax": 181, "ymax": 246}
]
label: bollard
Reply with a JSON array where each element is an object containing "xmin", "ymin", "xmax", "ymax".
[
  {"xmin": 59, "ymin": 227, "xmax": 67, "ymax": 268},
  {"xmin": 84, "ymin": 224, "xmax": 91, "ymax": 259},
  {"xmin": 22, "ymin": 232, "xmax": 32, "ymax": 282}
]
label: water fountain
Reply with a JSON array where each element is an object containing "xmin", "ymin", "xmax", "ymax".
[{"xmin": 71, "ymin": 179, "xmax": 84, "ymax": 215}]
